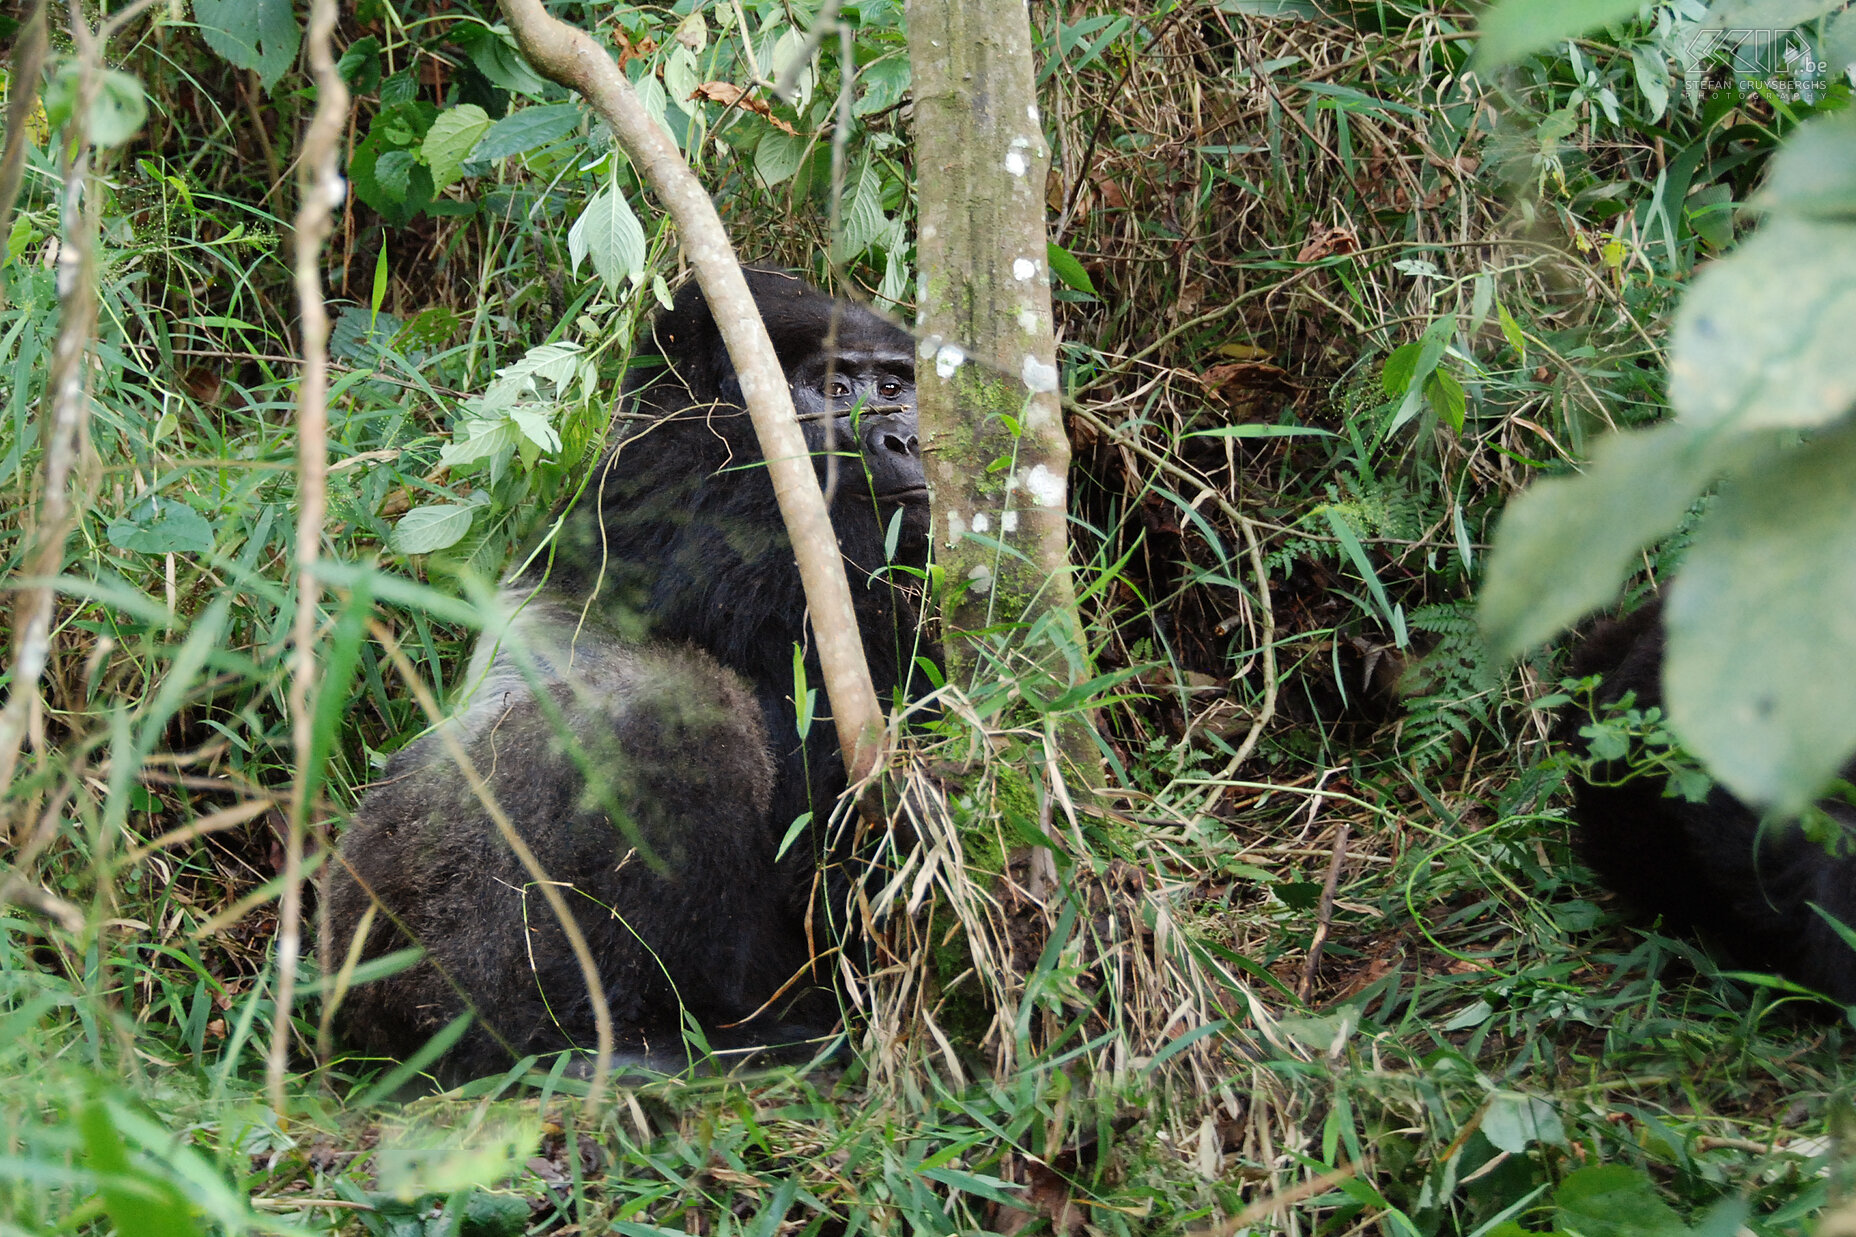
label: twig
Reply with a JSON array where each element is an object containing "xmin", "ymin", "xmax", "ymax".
[
  {"xmin": 495, "ymin": 1, "xmax": 883, "ymax": 795},
  {"xmin": 1297, "ymin": 819, "xmax": 1349, "ymax": 1001},
  {"xmin": 0, "ymin": 3, "xmax": 104, "ymax": 838},
  {"xmin": 271, "ymin": 0, "xmax": 348, "ymax": 1115}
]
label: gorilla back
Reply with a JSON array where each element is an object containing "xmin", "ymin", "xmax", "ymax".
[
  {"xmin": 1567, "ymin": 601, "xmax": 1856, "ymax": 1003},
  {"xmin": 329, "ymin": 270, "xmax": 931, "ymax": 1076}
]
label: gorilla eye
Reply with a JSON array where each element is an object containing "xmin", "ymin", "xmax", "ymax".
[
  {"xmin": 827, "ymin": 378, "xmax": 851, "ymax": 398},
  {"xmin": 878, "ymin": 379, "xmax": 903, "ymax": 399}
]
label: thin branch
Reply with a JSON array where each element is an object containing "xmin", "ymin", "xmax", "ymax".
[
  {"xmin": 270, "ymin": 0, "xmax": 348, "ymax": 1114},
  {"xmin": 0, "ymin": 3, "xmax": 103, "ymax": 837},
  {"xmin": 494, "ymin": 4, "xmax": 884, "ymax": 788}
]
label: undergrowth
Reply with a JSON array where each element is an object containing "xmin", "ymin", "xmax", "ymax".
[{"xmin": 1, "ymin": 0, "xmax": 1852, "ymax": 1232}]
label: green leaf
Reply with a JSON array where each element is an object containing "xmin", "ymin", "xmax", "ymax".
[
  {"xmin": 832, "ymin": 162, "xmax": 886, "ymax": 263},
  {"xmin": 664, "ymin": 45, "xmax": 701, "ymax": 115},
  {"xmin": 1552, "ymin": 1165, "xmax": 1687, "ymax": 1237},
  {"xmin": 194, "ymin": 0, "xmax": 301, "ymax": 91},
  {"xmin": 567, "ymin": 185, "xmax": 647, "ymax": 291},
  {"xmin": 471, "ymin": 102, "xmax": 582, "ymax": 162},
  {"xmin": 1480, "ymin": 1092, "xmax": 1565, "ymax": 1154},
  {"xmin": 1472, "ymin": 0, "xmax": 1644, "ymax": 71},
  {"xmin": 1479, "ymin": 422, "xmax": 1715, "ymax": 660},
  {"xmin": 91, "ymin": 71, "xmax": 148, "ymax": 146},
  {"xmin": 106, "ymin": 496, "xmax": 216, "ymax": 556},
  {"xmin": 80, "ymin": 1100, "xmax": 204, "ymax": 1237},
  {"xmin": 391, "ymin": 504, "xmax": 477, "ymax": 554},
  {"xmin": 42, "ymin": 67, "xmax": 147, "ymax": 147},
  {"xmin": 1670, "ymin": 216, "xmax": 1856, "ymax": 434},
  {"xmin": 1758, "ymin": 112, "xmax": 1856, "ymax": 220},
  {"xmin": 754, "ymin": 129, "xmax": 807, "ymax": 187},
  {"xmin": 854, "ymin": 56, "xmax": 911, "ymax": 116},
  {"xmin": 423, "ymin": 105, "xmax": 493, "ymax": 191},
  {"xmin": 1046, "ymin": 241, "xmax": 1096, "ymax": 296},
  {"xmin": 1701, "ymin": 0, "xmax": 1847, "ymax": 29},
  {"xmin": 1665, "ymin": 423, "xmax": 1856, "ymax": 813},
  {"xmin": 1428, "ymin": 369, "xmax": 1467, "ymax": 433},
  {"xmin": 454, "ymin": 25, "xmax": 549, "ymax": 97}
]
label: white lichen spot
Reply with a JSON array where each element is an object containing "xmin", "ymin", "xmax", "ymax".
[
  {"xmin": 1027, "ymin": 103, "xmax": 1040, "ymax": 124},
  {"xmin": 1022, "ymin": 463, "xmax": 1065, "ymax": 508},
  {"xmin": 1013, "ymin": 258, "xmax": 1037, "ymax": 281},
  {"xmin": 1005, "ymin": 136, "xmax": 1032, "ymax": 177},
  {"xmin": 1001, "ymin": 510, "xmax": 1020, "ymax": 533},
  {"xmin": 935, "ymin": 343, "xmax": 966, "ymax": 379},
  {"xmin": 966, "ymin": 563, "xmax": 994, "ymax": 595},
  {"xmin": 1017, "ymin": 308, "xmax": 1040, "ymax": 333},
  {"xmin": 945, "ymin": 511, "xmax": 966, "ymax": 547},
  {"xmin": 921, "ymin": 223, "xmax": 937, "ymax": 240},
  {"xmin": 1021, "ymin": 354, "xmax": 1058, "ymax": 393},
  {"xmin": 971, "ymin": 512, "xmax": 991, "ymax": 534},
  {"xmin": 918, "ymin": 333, "xmax": 943, "ymax": 360}
]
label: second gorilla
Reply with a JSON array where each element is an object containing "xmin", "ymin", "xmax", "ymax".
[{"xmin": 328, "ymin": 269, "xmax": 932, "ymax": 1077}]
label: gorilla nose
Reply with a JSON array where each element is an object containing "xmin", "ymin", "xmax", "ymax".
[{"xmin": 880, "ymin": 430, "xmax": 919, "ymax": 457}]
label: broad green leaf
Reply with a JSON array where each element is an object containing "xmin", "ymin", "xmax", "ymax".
[
  {"xmin": 1386, "ymin": 315, "xmax": 1453, "ymax": 434},
  {"xmin": 832, "ymin": 162, "xmax": 886, "ymax": 262},
  {"xmin": 1701, "ymin": 0, "xmax": 1847, "ymax": 28},
  {"xmin": 1829, "ymin": 8, "xmax": 1856, "ymax": 75},
  {"xmin": 391, "ymin": 504, "xmax": 477, "ymax": 554},
  {"xmin": 567, "ymin": 186, "xmax": 646, "ymax": 291},
  {"xmin": 91, "ymin": 71, "xmax": 148, "ymax": 146},
  {"xmin": 106, "ymin": 496, "xmax": 216, "ymax": 556},
  {"xmin": 440, "ymin": 419, "xmax": 520, "ymax": 469},
  {"xmin": 43, "ymin": 66, "xmax": 148, "ymax": 147},
  {"xmin": 1472, "ymin": 0, "xmax": 1642, "ymax": 71},
  {"xmin": 1670, "ymin": 216, "xmax": 1856, "ymax": 434},
  {"xmin": 664, "ymin": 45, "xmax": 701, "ymax": 115},
  {"xmin": 1665, "ymin": 424, "xmax": 1856, "ymax": 813},
  {"xmin": 1480, "ymin": 1092, "xmax": 1565, "ymax": 1154},
  {"xmin": 768, "ymin": 28, "xmax": 814, "ymax": 110},
  {"xmin": 1480, "ymin": 422, "xmax": 1715, "ymax": 660},
  {"xmin": 80, "ymin": 1101, "xmax": 203, "ymax": 1237},
  {"xmin": 1552, "ymin": 1165, "xmax": 1687, "ymax": 1237},
  {"xmin": 854, "ymin": 56, "xmax": 911, "ymax": 116},
  {"xmin": 1757, "ymin": 112, "xmax": 1856, "ymax": 219},
  {"xmin": 755, "ymin": 129, "xmax": 807, "ymax": 187},
  {"xmin": 509, "ymin": 407, "xmax": 561, "ymax": 452},
  {"xmin": 1047, "ymin": 241, "xmax": 1096, "ymax": 296},
  {"xmin": 471, "ymin": 102, "xmax": 582, "ymax": 162},
  {"xmin": 423, "ymin": 105, "xmax": 493, "ymax": 190},
  {"xmin": 194, "ymin": 0, "xmax": 301, "ymax": 90},
  {"xmin": 455, "ymin": 25, "xmax": 549, "ymax": 97}
]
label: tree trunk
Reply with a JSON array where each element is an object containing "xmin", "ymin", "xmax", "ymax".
[{"xmin": 906, "ymin": 0, "xmax": 1091, "ymax": 740}]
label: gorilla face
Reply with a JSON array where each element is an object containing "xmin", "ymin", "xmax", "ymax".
[{"xmin": 787, "ymin": 345, "xmax": 929, "ymax": 548}]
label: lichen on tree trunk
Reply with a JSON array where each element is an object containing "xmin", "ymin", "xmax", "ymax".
[{"xmin": 906, "ymin": 0, "xmax": 1091, "ymax": 757}]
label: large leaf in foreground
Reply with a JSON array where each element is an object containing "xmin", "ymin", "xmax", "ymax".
[
  {"xmin": 1479, "ymin": 422, "xmax": 1714, "ymax": 660},
  {"xmin": 1669, "ymin": 215, "xmax": 1856, "ymax": 435},
  {"xmin": 1665, "ymin": 423, "xmax": 1856, "ymax": 814}
]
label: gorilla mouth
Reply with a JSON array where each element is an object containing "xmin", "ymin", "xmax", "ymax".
[{"xmin": 877, "ymin": 485, "xmax": 930, "ymax": 504}]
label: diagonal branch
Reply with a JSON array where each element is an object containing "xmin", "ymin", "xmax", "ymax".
[{"xmin": 497, "ymin": 0, "xmax": 885, "ymax": 789}]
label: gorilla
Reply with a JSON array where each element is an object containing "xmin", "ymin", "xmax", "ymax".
[
  {"xmin": 1567, "ymin": 600, "xmax": 1856, "ymax": 1003},
  {"xmin": 327, "ymin": 268, "xmax": 932, "ymax": 1077}
]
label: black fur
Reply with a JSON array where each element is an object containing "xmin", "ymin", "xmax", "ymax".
[
  {"xmin": 328, "ymin": 269, "xmax": 931, "ymax": 1076},
  {"xmin": 1567, "ymin": 600, "xmax": 1856, "ymax": 1002}
]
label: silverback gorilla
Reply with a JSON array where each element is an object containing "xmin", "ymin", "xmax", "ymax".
[
  {"xmin": 1568, "ymin": 600, "xmax": 1856, "ymax": 1003},
  {"xmin": 328, "ymin": 269, "xmax": 932, "ymax": 1076}
]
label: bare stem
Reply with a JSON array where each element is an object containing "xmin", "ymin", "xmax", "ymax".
[{"xmin": 270, "ymin": 0, "xmax": 349, "ymax": 1115}]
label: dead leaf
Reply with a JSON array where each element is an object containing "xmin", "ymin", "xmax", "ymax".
[
  {"xmin": 1296, "ymin": 226, "xmax": 1360, "ymax": 263},
  {"xmin": 690, "ymin": 82, "xmax": 798, "ymax": 134}
]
